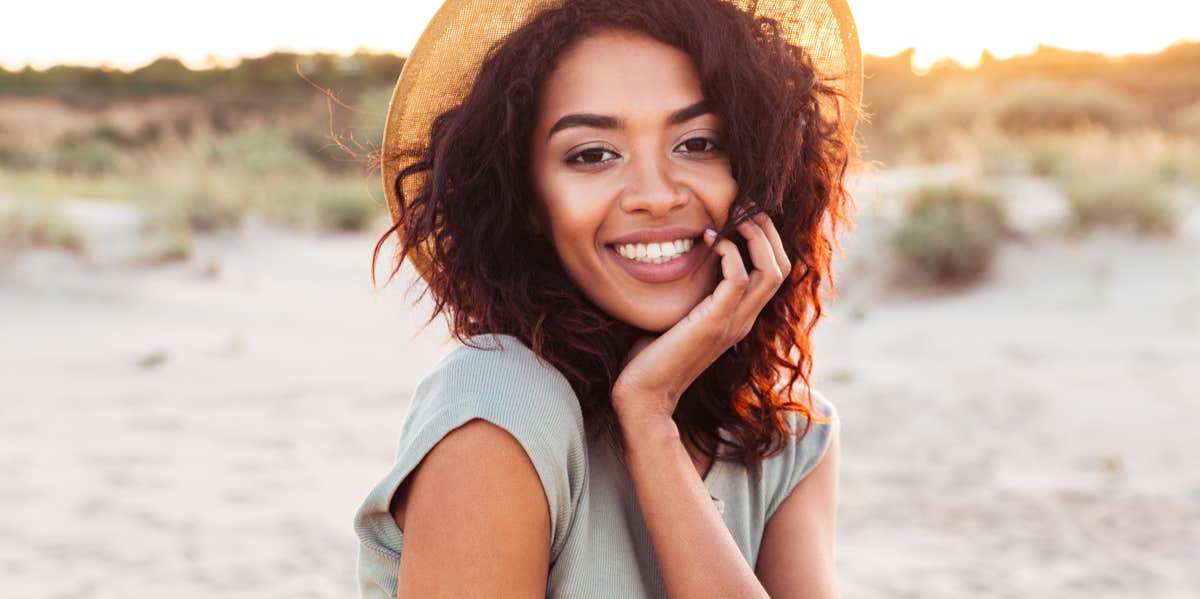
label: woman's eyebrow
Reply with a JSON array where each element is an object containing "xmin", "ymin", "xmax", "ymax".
[
  {"xmin": 667, "ymin": 99, "xmax": 712, "ymax": 125},
  {"xmin": 547, "ymin": 99, "xmax": 712, "ymax": 139},
  {"xmin": 547, "ymin": 113, "xmax": 618, "ymax": 139}
]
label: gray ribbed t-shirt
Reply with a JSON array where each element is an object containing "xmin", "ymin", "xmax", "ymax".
[{"xmin": 353, "ymin": 333, "xmax": 839, "ymax": 598}]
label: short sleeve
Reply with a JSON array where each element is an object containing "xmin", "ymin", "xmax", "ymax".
[
  {"xmin": 763, "ymin": 388, "xmax": 840, "ymax": 522},
  {"xmin": 352, "ymin": 334, "xmax": 588, "ymax": 599}
]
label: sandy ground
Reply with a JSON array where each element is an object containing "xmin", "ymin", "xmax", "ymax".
[{"xmin": 1, "ymin": 168, "xmax": 1197, "ymax": 598}]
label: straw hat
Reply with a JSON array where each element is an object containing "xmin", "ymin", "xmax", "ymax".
[{"xmin": 382, "ymin": 0, "xmax": 862, "ymax": 283}]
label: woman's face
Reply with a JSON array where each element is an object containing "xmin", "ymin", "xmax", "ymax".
[{"xmin": 529, "ymin": 28, "xmax": 738, "ymax": 332}]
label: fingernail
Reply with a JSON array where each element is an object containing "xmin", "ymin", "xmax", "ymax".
[{"xmin": 703, "ymin": 228, "xmax": 717, "ymax": 240}]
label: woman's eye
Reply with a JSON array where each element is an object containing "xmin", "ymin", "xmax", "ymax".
[
  {"xmin": 567, "ymin": 148, "xmax": 618, "ymax": 165},
  {"xmin": 676, "ymin": 137, "xmax": 720, "ymax": 153}
]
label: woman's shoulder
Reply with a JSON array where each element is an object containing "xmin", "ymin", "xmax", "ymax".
[
  {"xmin": 426, "ymin": 333, "xmax": 565, "ymax": 382},
  {"xmin": 760, "ymin": 387, "xmax": 840, "ymax": 520},
  {"xmin": 411, "ymin": 333, "xmax": 589, "ymax": 500},
  {"xmin": 408, "ymin": 332, "xmax": 584, "ymax": 435},
  {"xmin": 353, "ymin": 333, "xmax": 589, "ymax": 589}
]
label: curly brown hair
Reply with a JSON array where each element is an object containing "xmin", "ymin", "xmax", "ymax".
[{"xmin": 372, "ymin": 0, "xmax": 858, "ymax": 471}]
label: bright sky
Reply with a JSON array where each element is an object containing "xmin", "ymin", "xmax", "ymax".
[{"xmin": 4, "ymin": 0, "xmax": 1197, "ymax": 71}]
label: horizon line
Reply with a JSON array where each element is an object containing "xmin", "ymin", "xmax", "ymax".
[{"xmin": 3, "ymin": 37, "xmax": 1197, "ymax": 74}]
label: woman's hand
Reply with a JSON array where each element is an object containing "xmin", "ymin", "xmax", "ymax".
[{"xmin": 611, "ymin": 207, "xmax": 793, "ymax": 425}]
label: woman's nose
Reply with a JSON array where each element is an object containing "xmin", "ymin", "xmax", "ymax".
[{"xmin": 618, "ymin": 154, "xmax": 687, "ymax": 217}]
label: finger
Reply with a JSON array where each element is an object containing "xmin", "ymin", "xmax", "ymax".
[
  {"xmin": 732, "ymin": 217, "xmax": 784, "ymax": 331},
  {"xmin": 736, "ymin": 217, "xmax": 784, "ymax": 292},
  {"xmin": 700, "ymin": 230, "xmax": 750, "ymax": 318},
  {"xmin": 751, "ymin": 211, "xmax": 792, "ymax": 277}
]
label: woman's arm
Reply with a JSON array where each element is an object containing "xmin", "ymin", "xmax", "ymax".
[
  {"xmin": 618, "ymin": 410, "xmax": 770, "ymax": 599},
  {"xmin": 609, "ymin": 211, "xmax": 790, "ymax": 598},
  {"xmin": 754, "ymin": 428, "xmax": 841, "ymax": 599},
  {"xmin": 393, "ymin": 418, "xmax": 550, "ymax": 598}
]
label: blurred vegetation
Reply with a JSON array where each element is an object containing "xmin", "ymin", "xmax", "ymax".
[
  {"xmin": 862, "ymin": 43, "xmax": 1200, "ymax": 137},
  {"xmin": 0, "ymin": 51, "xmax": 404, "ymax": 101},
  {"xmin": 0, "ymin": 50, "xmax": 397, "ymax": 253},
  {"xmin": 1061, "ymin": 171, "xmax": 1178, "ymax": 236},
  {"xmin": 892, "ymin": 183, "xmax": 1010, "ymax": 282},
  {"xmin": 0, "ymin": 43, "xmax": 1195, "ymax": 260},
  {"xmin": 862, "ymin": 43, "xmax": 1200, "ymax": 174},
  {"xmin": 136, "ymin": 223, "xmax": 194, "ymax": 264},
  {"xmin": 0, "ymin": 197, "xmax": 87, "ymax": 253},
  {"xmin": 861, "ymin": 41, "xmax": 1199, "ymax": 250},
  {"xmin": 1019, "ymin": 128, "xmax": 1191, "ymax": 235}
]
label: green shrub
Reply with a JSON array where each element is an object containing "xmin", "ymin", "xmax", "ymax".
[
  {"xmin": 51, "ymin": 135, "xmax": 119, "ymax": 175},
  {"xmin": 0, "ymin": 139, "xmax": 45, "ymax": 170},
  {"xmin": 90, "ymin": 121, "xmax": 162, "ymax": 148},
  {"xmin": 1060, "ymin": 172, "xmax": 1178, "ymax": 236},
  {"xmin": 312, "ymin": 185, "xmax": 381, "ymax": 232},
  {"xmin": 892, "ymin": 183, "xmax": 1009, "ymax": 282},
  {"xmin": 203, "ymin": 128, "xmax": 315, "ymax": 176}
]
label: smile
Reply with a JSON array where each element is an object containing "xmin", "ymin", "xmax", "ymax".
[
  {"xmin": 605, "ymin": 237, "xmax": 704, "ymax": 284},
  {"xmin": 612, "ymin": 238, "xmax": 697, "ymax": 263}
]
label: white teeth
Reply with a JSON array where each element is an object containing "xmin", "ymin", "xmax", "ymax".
[{"xmin": 615, "ymin": 238, "xmax": 695, "ymax": 263}]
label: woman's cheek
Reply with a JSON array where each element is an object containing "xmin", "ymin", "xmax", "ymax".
[
  {"xmin": 541, "ymin": 181, "xmax": 612, "ymax": 268},
  {"xmin": 682, "ymin": 165, "xmax": 738, "ymax": 219}
]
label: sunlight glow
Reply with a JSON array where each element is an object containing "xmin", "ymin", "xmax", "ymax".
[
  {"xmin": 3, "ymin": 0, "xmax": 1197, "ymax": 71},
  {"xmin": 854, "ymin": 0, "xmax": 1200, "ymax": 69}
]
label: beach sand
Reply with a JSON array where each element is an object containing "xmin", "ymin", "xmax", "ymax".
[{"xmin": 1, "ymin": 168, "xmax": 1196, "ymax": 597}]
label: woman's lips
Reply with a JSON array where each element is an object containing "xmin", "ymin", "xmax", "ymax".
[{"xmin": 605, "ymin": 240, "xmax": 705, "ymax": 284}]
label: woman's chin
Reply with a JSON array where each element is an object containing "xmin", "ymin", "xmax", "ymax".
[{"xmin": 615, "ymin": 302, "xmax": 695, "ymax": 333}]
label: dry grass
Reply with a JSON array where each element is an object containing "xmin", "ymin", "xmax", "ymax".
[
  {"xmin": 989, "ymin": 78, "xmax": 1148, "ymax": 134},
  {"xmin": 1172, "ymin": 100, "xmax": 1200, "ymax": 137},
  {"xmin": 0, "ymin": 93, "xmax": 390, "ymax": 240},
  {"xmin": 136, "ymin": 224, "xmax": 193, "ymax": 264},
  {"xmin": 1021, "ymin": 130, "xmax": 1190, "ymax": 236},
  {"xmin": 0, "ymin": 197, "xmax": 87, "ymax": 253},
  {"xmin": 252, "ymin": 175, "xmax": 385, "ymax": 232},
  {"xmin": 1060, "ymin": 172, "xmax": 1179, "ymax": 236}
]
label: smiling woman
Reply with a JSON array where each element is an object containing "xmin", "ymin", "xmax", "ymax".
[
  {"xmin": 355, "ymin": 0, "xmax": 861, "ymax": 597},
  {"xmin": 527, "ymin": 30, "xmax": 737, "ymax": 332}
]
